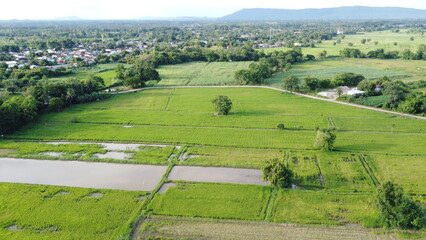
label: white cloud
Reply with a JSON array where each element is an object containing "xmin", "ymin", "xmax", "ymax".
[{"xmin": 1, "ymin": 0, "xmax": 426, "ymax": 19}]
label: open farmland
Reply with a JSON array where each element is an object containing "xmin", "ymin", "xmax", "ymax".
[
  {"xmin": 10, "ymin": 87, "xmax": 426, "ymax": 156},
  {"xmin": 147, "ymin": 182, "xmax": 271, "ymax": 220},
  {"xmin": 260, "ymin": 30, "xmax": 426, "ymax": 56},
  {"xmin": 157, "ymin": 61, "xmax": 253, "ymax": 86},
  {"xmin": 2, "ymin": 86, "xmax": 426, "ymax": 236},
  {"xmin": 136, "ymin": 216, "xmax": 415, "ymax": 240},
  {"xmin": 267, "ymin": 58, "xmax": 426, "ymax": 87},
  {"xmin": 48, "ymin": 63, "xmax": 128, "ymax": 86},
  {"xmin": 0, "ymin": 183, "xmax": 147, "ymax": 240}
]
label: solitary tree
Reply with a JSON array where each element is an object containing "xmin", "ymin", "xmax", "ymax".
[
  {"xmin": 211, "ymin": 95, "xmax": 232, "ymax": 115},
  {"xmin": 376, "ymin": 181, "xmax": 423, "ymax": 229},
  {"xmin": 262, "ymin": 158, "xmax": 294, "ymax": 188},
  {"xmin": 314, "ymin": 128, "xmax": 336, "ymax": 151}
]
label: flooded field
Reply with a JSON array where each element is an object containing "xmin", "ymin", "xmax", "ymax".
[
  {"xmin": 168, "ymin": 166, "xmax": 269, "ymax": 186},
  {"xmin": 0, "ymin": 158, "xmax": 167, "ymax": 191},
  {"xmin": 45, "ymin": 141, "xmax": 178, "ymax": 151}
]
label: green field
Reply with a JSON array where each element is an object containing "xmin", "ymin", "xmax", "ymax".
[
  {"xmin": 49, "ymin": 63, "xmax": 128, "ymax": 86},
  {"xmin": 157, "ymin": 61, "xmax": 253, "ymax": 86},
  {"xmin": 260, "ymin": 30, "xmax": 426, "ymax": 56},
  {"xmin": 147, "ymin": 182, "xmax": 271, "ymax": 220},
  {"xmin": 368, "ymin": 155, "xmax": 426, "ymax": 195},
  {"xmin": 0, "ymin": 141, "xmax": 175, "ymax": 165},
  {"xmin": 2, "ymin": 86, "xmax": 426, "ymax": 236},
  {"xmin": 10, "ymin": 88, "xmax": 426, "ymax": 156},
  {"xmin": 0, "ymin": 183, "xmax": 146, "ymax": 240},
  {"xmin": 272, "ymin": 190, "xmax": 378, "ymax": 227},
  {"xmin": 267, "ymin": 58, "xmax": 426, "ymax": 87}
]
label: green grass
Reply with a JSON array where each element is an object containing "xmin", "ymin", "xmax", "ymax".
[
  {"xmin": 272, "ymin": 190, "xmax": 379, "ymax": 227},
  {"xmin": 0, "ymin": 140, "xmax": 175, "ymax": 165},
  {"xmin": 147, "ymin": 182, "xmax": 271, "ymax": 220},
  {"xmin": 94, "ymin": 70, "xmax": 118, "ymax": 86},
  {"xmin": 367, "ymin": 155, "xmax": 426, "ymax": 195},
  {"xmin": 316, "ymin": 152, "xmax": 375, "ymax": 192},
  {"xmin": 261, "ymin": 30, "xmax": 426, "ymax": 56},
  {"xmin": 266, "ymin": 58, "xmax": 426, "ymax": 87},
  {"xmin": 49, "ymin": 63, "xmax": 128, "ymax": 87},
  {"xmin": 268, "ymin": 66, "xmax": 407, "ymax": 87},
  {"xmin": 3, "ymin": 86, "xmax": 425, "ymax": 231},
  {"xmin": 9, "ymin": 88, "xmax": 426, "ymax": 156},
  {"xmin": 0, "ymin": 182, "xmax": 147, "ymax": 240},
  {"xmin": 183, "ymin": 146, "xmax": 283, "ymax": 168},
  {"xmin": 354, "ymin": 95, "xmax": 388, "ymax": 107},
  {"xmin": 157, "ymin": 61, "xmax": 253, "ymax": 86},
  {"xmin": 332, "ymin": 116, "xmax": 426, "ymax": 133}
]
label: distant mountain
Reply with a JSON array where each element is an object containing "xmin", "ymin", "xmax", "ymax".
[
  {"xmin": 54, "ymin": 16, "xmax": 81, "ymax": 21},
  {"xmin": 139, "ymin": 16, "xmax": 214, "ymax": 21},
  {"xmin": 219, "ymin": 6, "xmax": 426, "ymax": 21}
]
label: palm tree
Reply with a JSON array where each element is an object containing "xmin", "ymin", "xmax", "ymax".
[{"xmin": 65, "ymin": 88, "xmax": 76, "ymax": 106}]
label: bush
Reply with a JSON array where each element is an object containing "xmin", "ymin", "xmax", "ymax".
[
  {"xmin": 76, "ymin": 92, "xmax": 111, "ymax": 104},
  {"xmin": 277, "ymin": 123, "xmax": 285, "ymax": 130},
  {"xmin": 333, "ymin": 72, "xmax": 365, "ymax": 87},
  {"xmin": 48, "ymin": 97, "xmax": 64, "ymax": 112},
  {"xmin": 211, "ymin": 95, "xmax": 233, "ymax": 115},
  {"xmin": 69, "ymin": 116, "xmax": 78, "ymax": 123},
  {"xmin": 262, "ymin": 158, "xmax": 294, "ymax": 188}
]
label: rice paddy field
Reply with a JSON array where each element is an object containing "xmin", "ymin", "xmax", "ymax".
[
  {"xmin": 1, "ymin": 86, "xmax": 425, "ymax": 237},
  {"xmin": 0, "ymin": 183, "xmax": 147, "ymax": 240},
  {"xmin": 48, "ymin": 63, "xmax": 129, "ymax": 86},
  {"xmin": 260, "ymin": 30, "xmax": 426, "ymax": 56},
  {"xmin": 267, "ymin": 58, "xmax": 426, "ymax": 87},
  {"xmin": 147, "ymin": 182, "xmax": 271, "ymax": 220},
  {"xmin": 157, "ymin": 61, "xmax": 253, "ymax": 86}
]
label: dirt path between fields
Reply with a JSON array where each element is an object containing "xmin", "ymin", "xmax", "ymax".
[{"xmin": 117, "ymin": 86, "xmax": 426, "ymax": 121}]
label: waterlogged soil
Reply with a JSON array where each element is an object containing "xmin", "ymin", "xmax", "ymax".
[
  {"xmin": 87, "ymin": 192, "xmax": 103, "ymax": 198},
  {"xmin": 158, "ymin": 182, "xmax": 177, "ymax": 194},
  {"xmin": 168, "ymin": 166, "xmax": 269, "ymax": 186},
  {"xmin": 94, "ymin": 151, "xmax": 133, "ymax": 160},
  {"xmin": 0, "ymin": 158, "xmax": 167, "ymax": 191},
  {"xmin": 0, "ymin": 149, "xmax": 17, "ymax": 154},
  {"xmin": 6, "ymin": 224, "xmax": 21, "ymax": 231},
  {"xmin": 45, "ymin": 141, "xmax": 179, "ymax": 151}
]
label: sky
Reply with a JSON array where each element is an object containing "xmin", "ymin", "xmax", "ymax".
[{"xmin": 2, "ymin": 0, "xmax": 426, "ymax": 20}]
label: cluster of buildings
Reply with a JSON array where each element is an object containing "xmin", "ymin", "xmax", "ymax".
[{"xmin": 2, "ymin": 41, "xmax": 150, "ymax": 70}]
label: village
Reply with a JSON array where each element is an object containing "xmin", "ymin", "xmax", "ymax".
[{"xmin": 3, "ymin": 40, "xmax": 150, "ymax": 70}]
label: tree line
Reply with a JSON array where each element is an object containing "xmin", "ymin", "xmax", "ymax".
[
  {"xmin": 0, "ymin": 75, "xmax": 110, "ymax": 135},
  {"xmin": 340, "ymin": 44, "xmax": 426, "ymax": 60}
]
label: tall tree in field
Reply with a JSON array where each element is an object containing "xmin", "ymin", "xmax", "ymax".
[
  {"xmin": 211, "ymin": 95, "xmax": 232, "ymax": 115},
  {"xmin": 314, "ymin": 128, "xmax": 336, "ymax": 151},
  {"xmin": 262, "ymin": 158, "xmax": 294, "ymax": 188},
  {"xmin": 376, "ymin": 181, "xmax": 423, "ymax": 229}
]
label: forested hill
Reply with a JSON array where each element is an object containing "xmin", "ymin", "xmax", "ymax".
[{"xmin": 219, "ymin": 6, "xmax": 426, "ymax": 21}]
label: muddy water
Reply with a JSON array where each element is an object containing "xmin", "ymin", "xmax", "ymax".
[
  {"xmin": 94, "ymin": 151, "xmax": 133, "ymax": 160},
  {"xmin": 45, "ymin": 142, "xmax": 177, "ymax": 151},
  {"xmin": 168, "ymin": 166, "xmax": 269, "ymax": 186},
  {"xmin": 0, "ymin": 158, "xmax": 167, "ymax": 191}
]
